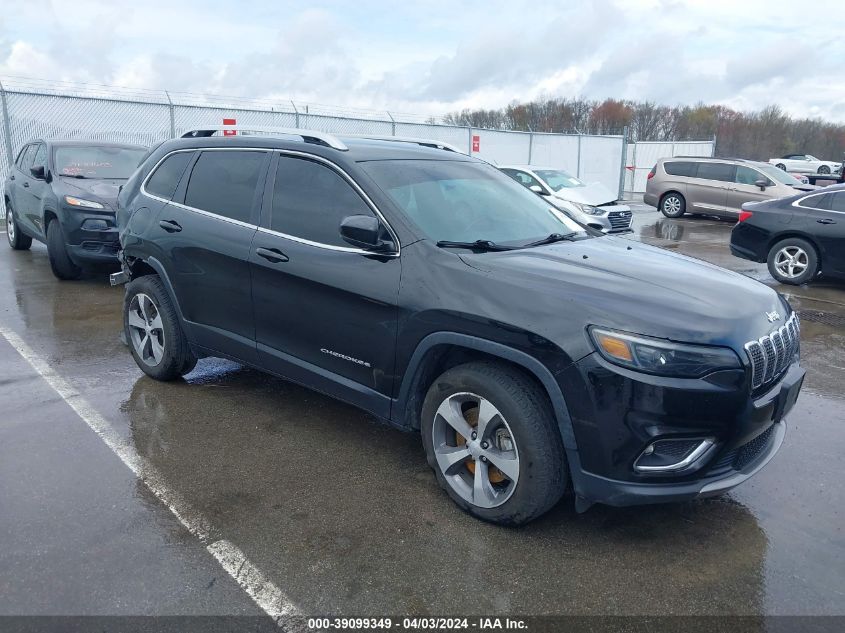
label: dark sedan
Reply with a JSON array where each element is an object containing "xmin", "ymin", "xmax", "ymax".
[
  {"xmin": 731, "ymin": 183, "xmax": 845, "ymax": 285},
  {"xmin": 4, "ymin": 140, "xmax": 147, "ymax": 279}
]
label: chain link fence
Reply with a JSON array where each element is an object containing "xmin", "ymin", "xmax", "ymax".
[{"xmin": 0, "ymin": 78, "xmax": 634, "ymax": 218}]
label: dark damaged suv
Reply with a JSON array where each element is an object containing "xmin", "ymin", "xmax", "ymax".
[
  {"xmin": 114, "ymin": 127, "xmax": 804, "ymax": 525},
  {"xmin": 4, "ymin": 140, "xmax": 147, "ymax": 279}
]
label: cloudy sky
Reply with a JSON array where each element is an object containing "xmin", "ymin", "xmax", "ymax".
[{"xmin": 0, "ymin": 0, "xmax": 842, "ymax": 121}]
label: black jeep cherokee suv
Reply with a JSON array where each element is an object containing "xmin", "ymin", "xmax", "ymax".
[
  {"xmin": 4, "ymin": 140, "xmax": 147, "ymax": 279},
  {"xmin": 114, "ymin": 127, "xmax": 804, "ymax": 525}
]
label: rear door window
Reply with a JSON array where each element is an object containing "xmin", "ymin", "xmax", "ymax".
[
  {"xmin": 663, "ymin": 161, "xmax": 695, "ymax": 177},
  {"xmin": 695, "ymin": 162, "xmax": 735, "ymax": 182},
  {"xmin": 184, "ymin": 151, "xmax": 265, "ymax": 224},
  {"xmin": 17, "ymin": 145, "xmax": 36, "ymax": 171},
  {"xmin": 826, "ymin": 193, "xmax": 845, "ymax": 212},
  {"xmin": 797, "ymin": 193, "xmax": 831, "ymax": 210},
  {"xmin": 146, "ymin": 151, "xmax": 194, "ymax": 200}
]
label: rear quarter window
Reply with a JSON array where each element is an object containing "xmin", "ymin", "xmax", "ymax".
[
  {"xmin": 145, "ymin": 152, "xmax": 194, "ymax": 200},
  {"xmin": 663, "ymin": 161, "xmax": 696, "ymax": 177}
]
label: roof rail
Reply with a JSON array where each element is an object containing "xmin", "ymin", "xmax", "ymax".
[
  {"xmin": 347, "ymin": 134, "xmax": 465, "ymax": 154},
  {"xmin": 672, "ymin": 155, "xmax": 747, "ymax": 162},
  {"xmin": 180, "ymin": 125, "xmax": 348, "ymax": 151}
]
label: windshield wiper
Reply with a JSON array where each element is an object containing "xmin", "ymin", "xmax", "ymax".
[
  {"xmin": 520, "ymin": 232, "xmax": 578, "ymax": 248},
  {"xmin": 63, "ymin": 174, "xmax": 89, "ymax": 179},
  {"xmin": 436, "ymin": 239, "xmax": 515, "ymax": 252}
]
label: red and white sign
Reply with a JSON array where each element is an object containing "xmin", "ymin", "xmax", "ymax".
[
  {"xmin": 471, "ymin": 134, "xmax": 480, "ymax": 152},
  {"xmin": 223, "ymin": 118, "xmax": 237, "ymax": 136}
]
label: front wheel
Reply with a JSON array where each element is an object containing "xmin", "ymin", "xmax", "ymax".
[
  {"xmin": 660, "ymin": 192, "xmax": 686, "ymax": 218},
  {"xmin": 767, "ymin": 237, "xmax": 819, "ymax": 285},
  {"xmin": 818, "ymin": 165, "xmax": 831, "ymax": 175},
  {"xmin": 124, "ymin": 275, "xmax": 197, "ymax": 380},
  {"xmin": 46, "ymin": 220, "xmax": 81, "ymax": 280},
  {"xmin": 5, "ymin": 203, "xmax": 33, "ymax": 250},
  {"xmin": 421, "ymin": 361, "xmax": 567, "ymax": 526}
]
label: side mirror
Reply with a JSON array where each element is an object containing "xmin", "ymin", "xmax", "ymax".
[
  {"xmin": 529, "ymin": 185, "xmax": 548, "ymax": 195},
  {"xmin": 754, "ymin": 179, "xmax": 769, "ymax": 191},
  {"xmin": 30, "ymin": 165, "xmax": 46, "ymax": 180},
  {"xmin": 340, "ymin": 215, "xmax": 394, "ymax": 252}
]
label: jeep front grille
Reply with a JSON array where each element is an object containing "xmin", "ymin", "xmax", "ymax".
[{"xmin": 744, "ymin": 313, "xmax": 800, "ymax": 390}]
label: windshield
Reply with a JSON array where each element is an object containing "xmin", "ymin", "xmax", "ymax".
[
  {"xmin": 54, "ymin": 146, "xmax": 147, "ymax": 179},
  {"xmin": 753, "ymin": 162, "xmax": 804, "ymax": 186},
  {"xmin": 806, "ymin": 155, "xmax": 819, "ymax": 161},
  {"xmin": 363, "ymin": 160, "xmax": 586, "ymax": 245},
  {"xmin": 534, "ymin": 169, "xmax": 585, "ymax": 191}
]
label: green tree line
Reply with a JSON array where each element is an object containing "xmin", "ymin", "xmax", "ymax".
[{"xmin": 442, "ymin": 98, "xmax": 845, "ymax": 161}]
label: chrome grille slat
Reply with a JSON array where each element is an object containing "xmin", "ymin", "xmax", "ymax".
[{"xmin": 744, "ymin": 313, "xmax": 800, "ymax": 391}]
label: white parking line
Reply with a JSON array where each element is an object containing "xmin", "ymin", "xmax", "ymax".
[{"xmin": 0, "ymin": 325, "xmax": 300, "ymax": 624}]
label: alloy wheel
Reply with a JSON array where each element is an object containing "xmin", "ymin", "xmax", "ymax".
[
  {"xmin": 431, "ymin": 392, "xmax": 520, "ymax": 509},
  {"xmin": 127, "ymin": 293, "xmax": 166, "ymax": 366},
  {"xmin": 774, "ymin": 246, "xmax": 808, "ymax": 279},
  {"xmin": 663, "ymin": 196, "xmax": 681, "ymax": 215},
  {"xmin": 6, "ymin": 208, "xmax": 15, "ymax": 246}
]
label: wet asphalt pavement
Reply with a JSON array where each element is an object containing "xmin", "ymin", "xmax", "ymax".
[{"xmin": 0, "ymin": 207, "xmax": 843, "ymax": 618}]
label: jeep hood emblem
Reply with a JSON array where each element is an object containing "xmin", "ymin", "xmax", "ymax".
[{"xmin": 766, "ymin": 311, "xmax": 781, "ymax": 323}]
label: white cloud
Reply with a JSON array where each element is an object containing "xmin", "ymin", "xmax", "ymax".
[{"xmin": 0, "ymin": 0, "xmax": 843, "ymax": 121}]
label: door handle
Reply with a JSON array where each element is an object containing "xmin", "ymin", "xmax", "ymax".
[
  {"xmin": 817, "ymin": 218, "xmax": 836, "ymax": 225},
  {"xmin": 158, "ymin": 219, "xmax": 182, "ymax": 232},
  {"xmin": 256, "ymin": 247, "xmax": 289, "ymax": 263},
  {"xmin": 22, "ymin": 182, "xmax": 29, "ymax": 188},
  {"xmin": 9, "ymin": 175, "xmax": 14, "ymax": 181}
]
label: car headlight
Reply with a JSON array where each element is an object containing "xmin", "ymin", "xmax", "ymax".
[
  {"xmin": 589, "ymin": 327, "xmax": 741, "ymax": 377},
  {"xmin": 65, "ymin": 195, "xmax": 105, "ymax": 210},
  {"xmin": 574, "ymin": 202, "xmax": 605, "ymax": 216}
]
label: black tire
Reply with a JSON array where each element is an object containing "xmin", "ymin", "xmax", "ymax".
[
  {"xmin": 421, "ymin": 361, "xmax": 567, "ymax": 526},
  {"xmin": 767, "ymin": 237, "xmax": 819, "ymax": 285},
  {"xmin": 660, "ymin": 192, "xmax": 686, "ymax": 218},
  {"xmin": 123, "ymin": 274, "xmax": 197, "ymax": 381},
  {"xmin": 818, "ymin": 165, "xmax": 831, "ymax": 175},
  {"xmin": 5, "ymin": 202, "xmax": 33, "ymax": 250},
  {"xmin": 46, "ymin": 219, "xmax": 82, "ymax": 280},
  {"xmin": 775, "ymin": 163, "xmax": 786, "ymax": 171}
]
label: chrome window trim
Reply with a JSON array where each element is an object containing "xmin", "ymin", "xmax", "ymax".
[
  {"xmin": 140, "ymin": 147, "xmax": 269, "ymax": 229},
  {"xmin": 792, "ymin": 192, "xmax": 845, "ymax": 214},
  {"xmin": 140, "ymin": 146, "xmax": 401, "ymax": 255},
  {"xmin": 270, "ymin": 149, "xmax": 400, "ymax": 256}
]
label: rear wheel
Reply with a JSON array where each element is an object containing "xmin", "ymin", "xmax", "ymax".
[
  {"xmin": 775, "ymin": 163, "xmax": 786, "ymax": 171},
  {"xmin": 421, "ymin": 361, "xmax": 567, "ymax": 526},
  {"xmin": 767, "ymin": 237, "xmax": 819, "ymax": 285},
  {"xmin": 46, "ymin": 220, "xmax": 81, "ymax": 280},
  {"xmin": 5, "ymin": 203, "xmax": 33, "ymax": 250},
  {"xmin": 660, "ymin": 192, "xmax": 686, "ymax": 218},
  {"xmin": 124, "ymin": 275, "xmax": 197, "ymax": 381}
]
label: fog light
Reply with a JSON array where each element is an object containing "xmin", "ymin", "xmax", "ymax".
[
  {"xmin": 82, "ymin": 219, "xmax": 110, "ymax": 231},
  {"xmin": 634, "ymin": 438, "xmax": 715, "ymax": 473}
]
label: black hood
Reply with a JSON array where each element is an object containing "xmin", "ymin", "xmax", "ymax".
[
  {"xmin": 56, "ymin": 177, "xmax": 122, "ymax": 210},
  {"xmin": 456, "ymin": 236, "xmax": 786, "ymax": 353}
]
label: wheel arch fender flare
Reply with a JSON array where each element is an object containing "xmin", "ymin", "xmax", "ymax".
[
  {"xmin": 395, "ymin": 331, "xmax": 579, "ymax": 451},
  {"xmin": 129, "ymin": 256, "xmax": 192, "ymax": 338}
]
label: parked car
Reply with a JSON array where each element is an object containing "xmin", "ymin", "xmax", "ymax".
[
  {"xmin": 731, "ymin": 184, "xmax": 845, "ymax": 285},
  {"xmin": 114, "ymin": 127, "xmax": 803, "ymax": 525},
  {"xmin": 645, "ymin": 156, "xmax": 815, "ymax": 220},
  {"xmin": 499, "ymin": 165, "xmax": 633, "ymax": 233},
  {"xmin": 4, "ymin": 140, "xmax": 148, "ymax": 279},
  {"xmin": 769, "ymin": 154, "xmax": 841, "ymax": 175},
  {"xmin": 789, "ymin": 173, "xmax": 810, "ymax": 184}
]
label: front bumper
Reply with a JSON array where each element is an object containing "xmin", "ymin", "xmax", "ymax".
[
  {"xmin": 560, "ymin": 354, "xmax": 804, "ymax": 508},
  {"xmin": 62, "ymin": 208, "xmax": 120, "ymax": 265}
]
